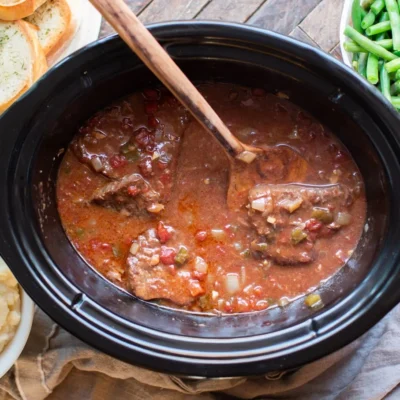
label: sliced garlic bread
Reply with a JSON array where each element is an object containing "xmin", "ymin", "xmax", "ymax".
[
  {"xmin": 0, "ymin": 0, "xmax": 47, "ymax": 21},
  {"xmin": 0, "ymin": 20, "xmax": 47, "ymax": 113},
  {"xmin": 26, "ymin": 0, "xmax": 74, "ymax": 63}
]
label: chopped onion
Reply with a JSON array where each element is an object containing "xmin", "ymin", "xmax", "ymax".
[
  {"xmin": 251, "ymin": 198, "xmax": 267, "ymax": 212},
  {"xmin": 236, "ymin": 150, "xmax": 257, "ymax": 164},
  {"xmin": 152, "ymin": 151, "xmax": 161, "ymax": 160},
  {"xmin": 225, "ymin": 273, "xmax": 240, "ymax": 294},
  {"xmin": 91, "ymin": 157, "xmax": 103, "ymax": 172},
  {"xmin": 211, "ymin": 290, "xmax": 219, "ymax": 300},
  {"xmin": 211, "ymin": 229, "xmax": 226, "ymax": 241},
  {"xmin": 147, "ymin": 203, "xmax": 165, "ymax": 213},
  {"xmin": 129, "ymin": 242, "xmax": 139, "ymax": 255},
  {"xmin": 278, "ymin": 197, "xmax": 303, "ymax": 213},
  {"xmin": 267, "ymin": 216, "xmax": 276, "ymax": 224},
  {"xmin": 194, "ymin": 256, "xmax": 208, "ymax": 273},
  {"xmin": 150, "ymin": 254, "xmax": 160, "ymax": 266},
  {"xmin": 336, "ymin": 212, "xmax": 352, "ymax": 226}
]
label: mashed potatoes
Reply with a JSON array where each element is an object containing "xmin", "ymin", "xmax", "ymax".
[{"xmin": 0, "ymin": 258, "xmax": 21, "ymax": 353}]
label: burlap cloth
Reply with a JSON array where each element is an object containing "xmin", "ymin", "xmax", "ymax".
[{"xmin": 1, "ymin": 304, "xmax": 399, "ymax": 400}]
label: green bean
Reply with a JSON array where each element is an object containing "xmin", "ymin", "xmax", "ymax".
[
  {"xmin": 390, "ymin": 80, "xmax": 400, "ymax": 94},
  {"xmin": 367, "ymin": 53, "xmax": 380, "ymax": 83},
  {"xmin": 385, "ymin": 0, "xmax": 400, "ymax": 50},
  {"xmin": 344, "ymin": 25, "xmax": 398, "ymax": 60},
  {"xmin": 362, "ymin": 10, "xmax": 376, "ymax": 29},
  {"xmin": 353, "ymin": 60, "xmax": 359, "ymax": 70},
  {"xmin": 380, "ymin": 63, "xmax": 392, "ymax": 100},
  {"xmin": 362, "ymin": 0, "xmax": 374, "ymax": 7},
  {"xmin": 371, "ymin": 0, "xmax": 386, "ymax": 14},
  {"xmin": 358, "ymin": 52, "xmax": 369, "ymax": 77},
  {"xmin": 376, "ymin": 12, "xmax": 390, "ymax": 40},
  {"xmin": 344, "ymin": 42, "xmax": 367, "ymax": 52},
  {"xmin": 394, "ymin": 50, "xmax": 400, "ymax": 56},
  {"xmin": 390, "ymin": 96, "xmax": 400, "ymax": 108},
  {"xmin": 345, "ymin": 39, "xmax": 392, "ymax": 52},
  {"xmin": 385, "ymin": 57, "xmax": 400, "ymax": 72},
  {"xmin": 395, "ymin": 69, "xmax": 400, "ymax": 79},
  {"xmin": 376, "ymin": 38, "xmax": 394, "ymax": 48},
  {"xmin": 352, "ymin": 0, "xmax": 365, "ymax": 33},
  {"xmin": 366, "ymin": 21, "xmax": 391, "ymax": 35}
]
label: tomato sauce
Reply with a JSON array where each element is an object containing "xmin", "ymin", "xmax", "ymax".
[{"xmin": 57, "ymin": 84, "xmax": 366, "ymax": 314}]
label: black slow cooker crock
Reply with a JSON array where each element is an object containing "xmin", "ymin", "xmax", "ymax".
[{"xmin": 0, "ymin": 22, "xmax": 400, "ymax": 377}]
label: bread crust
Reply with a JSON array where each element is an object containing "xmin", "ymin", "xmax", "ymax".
[
  {"xmin": 0, "ymin": 0, "xmax": 47, "ymax": 21},
  {"xmin": 0, "ymin": 20, "xmax": 47, "ymax": 113}
]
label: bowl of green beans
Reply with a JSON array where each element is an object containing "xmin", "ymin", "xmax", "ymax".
[{"xmin": 341, "ymin": 0, "xmax": 400, "ymax": 109}]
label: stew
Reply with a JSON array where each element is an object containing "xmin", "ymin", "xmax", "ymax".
[{"xmin": 57, "ymin": 84, "xmax": 366, "ymax": 314}]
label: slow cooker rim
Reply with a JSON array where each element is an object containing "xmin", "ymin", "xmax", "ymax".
[{"xmin": 1, "ymin": 21, "xmax": 400, "ymax": 377}]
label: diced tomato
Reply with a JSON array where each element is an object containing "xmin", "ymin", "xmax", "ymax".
[
  {"xmin": 252, "ymin": 88, "xmax": 266, "ymax": 97},
  {"xmin": 142, "ymin": 88, "xmax": 160, "ymax": 101},
  {"xmin": 195, "ymin": 231, "xmax": 207, "ymax": 242},
  {"xmin": 100, "ymin": 243, "xmax": 112, "ymax": 251},
  {"xmin": 148, "ymin": 116, "xmax": 159, "ymax": 128},
  {"xmin": 253, "ymin": 286, "xmax": 263, "ymax": 297},
  {"xmin": 90, "ymin": 239, "xmax": 111, "ymax": 252},
  {"xmin": 145, "ymin": 101, "xmax": 159, "ymax": 115},
  {"xmin": 305, "ymin": 218, "xmax": 323, "ymax": 232},
  {"xmin": 157, "ymin": 221, "xmax": 172, "ymax": 243},
  {"xmin": 224, "ymin": 301, "xmax": 233, "ymax": 313},
  {"xmin": 138, "ymin": 156, "xmax": 153, "ymax": 177},
  {"xmin": 127, "ymin": 185, "xmax": 141, "ymax": 197},
  {"xmin": 160, "ymin": 246, "xmax": 176, "ymax": 264},
  {"xmin": 110, "ymin": 155, "xmax": 127, "ymax": 169}
]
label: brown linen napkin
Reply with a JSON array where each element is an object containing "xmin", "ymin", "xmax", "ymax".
[{"xmin": 1, "ymin": 305, "xmax": 399, "ymax": 400}]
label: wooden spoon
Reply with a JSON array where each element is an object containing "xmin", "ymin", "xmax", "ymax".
[{"xmin": 89, "ymin": 0, "xmax": 309, "ymax": 209}]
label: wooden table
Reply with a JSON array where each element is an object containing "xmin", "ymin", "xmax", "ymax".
[{"xmin": 99, "ymin": 0, "xmax": 345, "ymax": 60}]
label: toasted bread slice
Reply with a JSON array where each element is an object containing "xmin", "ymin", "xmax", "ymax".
[
  {"xmin": 0, "ymin": 0, "xmax": 47, "ymax": 21},
  {"xmin": 26, "ymin": 0, "xmax": 75, "ymax": 63},
  {"xmin": 0, "ymin": 20, "xmax": 47, "ymax": 113}
]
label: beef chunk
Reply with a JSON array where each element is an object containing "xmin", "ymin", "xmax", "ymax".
[
  {"xmin": 248, "ymin": 184, "xmax": 352, "ymax": 265},
  {"xmin": 126, "ymin": 229, "xmax": 204, "ymax": 305},
  {"xmin": 90, "ymin": 173, "xmax": 163, "ymax": 217}
]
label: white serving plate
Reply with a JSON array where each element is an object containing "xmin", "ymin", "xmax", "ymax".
[
  {"xmin": 50, "ymin": 0, "xmax": 102, "ymax": 67},
  {"xmin": 340, "ymin": 0, "xmax": 355, "ymax": 67},
  {"xmin": 0, "ymin": 261, "xmax": 35, "ymax": 378}
]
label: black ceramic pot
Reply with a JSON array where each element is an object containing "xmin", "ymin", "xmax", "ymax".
[{"xmin": 1, "ymin": 22, "xmax": 400, "ymax": 378}]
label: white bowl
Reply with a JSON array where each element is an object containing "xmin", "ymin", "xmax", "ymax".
[
  {"xmin": 0, "ymin": 288, "xmax": 34, "ymax": 378},
  {"xmin": 340, "ymin": 0, "xmax": 356, "ymax": 67}
]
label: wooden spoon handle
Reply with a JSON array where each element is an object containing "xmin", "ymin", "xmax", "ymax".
[{"xmin": 89, "ymin": 0, "xmax": 248, "ymax": 159}]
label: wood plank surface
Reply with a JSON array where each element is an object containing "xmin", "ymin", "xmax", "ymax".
[
  {"xmin": 247, "ymin": 0, "xmax": 323, "ymax": 35},
  {"xmin": 139, "ymin": 0, "xmax": 210, "ymax": 24},
  {"xmin": 98, "ymin": 0, "xmax": 343, "ymax": 60},
  {"xmin": 196, "ymin": 0, "xmax": 265, "ymax": 23},
  {"xmin": 289, "ymin": 26, "xmax": 319, "ymax": 47},
  {"xmin": 300, "ymin": 0, "xmax": 345, "ymax": 52},
  {"xmin": 100, "ymin": 0, "xmax": 153, "ymax": 37}
]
